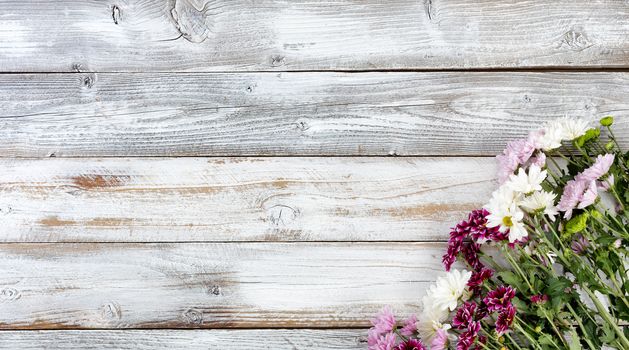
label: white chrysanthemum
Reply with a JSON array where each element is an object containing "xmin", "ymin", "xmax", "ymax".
[
  {"xmin": 425, "ymin": 270, "xmax": 472, "ymax": 312},
  {"xmin": 416, "ymin": 295, "xmax": 451, "ymax": 342},
  {"xmin": 485, "ymin": 186, "xmax": 527, "ymax": 243},
  {"xmin": 520, "ymin": 190, "xmax": 559, "ymax": 221},
  {"xmin": 559, "ymin": 117, "xmax": 592, "ymax": 140},
  {"xmin": 536, "ymin": 120, "xmax": 564, "ymax": 151},
  {"xmin": 536, "ymin": 117, "xmax": 592, "ymax": 151},
  {"xmin": 507, "ymin": 165, "xmax": 547, "ymax": 194}
]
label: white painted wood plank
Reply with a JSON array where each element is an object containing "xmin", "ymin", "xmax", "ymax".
[
  {"xmin": 1, "ymin": 72, "xmax": 628, "ymax": 157},
  {"xmin": 0, "ymin": 157, "xmax": 495, "ymax": 242},
  {"xmin": 0, "ymin": 0, "xmax": 628, "ymax": 71},
  {"xmin": 0, "ymin": 330, "xmax": 367, "ymax": 349},
  {"xmin": 0, "ymin": 242, "xmax": 438, "ymax": 328}
]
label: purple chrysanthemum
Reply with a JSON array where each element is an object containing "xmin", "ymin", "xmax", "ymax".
[
  {"xmin": 495, "ymin": 305, "xmax": 516, "ymax": 334},
  {"xmin": 453, "ymin": 301, "xmax": 477, "ymax": 329},
  {"xmin": 571, "ymin": 235, "xmax": 589, "ymax": 255},
  {"xmin": 396, "ymin": 339, "xmax": 426, "ymax": 350},
  {"xmin": 483, "ymin": 285, "xmax": 516, "ymax": 312},
  {"xmin": 467, "ymin": 268, "xmax": 494, "ymax": 293}
]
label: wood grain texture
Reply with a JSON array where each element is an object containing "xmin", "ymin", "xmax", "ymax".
[
  {"xmin": 0, "ymin": 330, "xmax": 367, "ymax": 349},
  {"xmin": 1, "ymin": 72, "xmax": 628, "ymax": 157},
  {"xmin": 1, "ymin": 0, "xmax": 629, "ymax": 71},
  {"xmin": 0, "ymin": 157, "xmax": 495, "ymax": 242},
  {"xmin": 0, "ymin": 242, "xmax": 439, "ymax": 329}
]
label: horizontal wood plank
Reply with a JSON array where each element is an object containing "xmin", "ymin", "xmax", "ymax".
[
  {"xmin": 0, "ymin": 157, "xmax": 494, "ymax": 242},
  {"xmin": 1, "ymin": 1, "xmax": 629, "ymax": 71},
  {"xmin": 0, "ymin": 242, "xmax": 438, "ymax": 329},
  {"xmin": 1, "ymin": 72, "xmax": 628, "ymax": 157},
  {"xmin": 0, "ymin": 330, "xmax": 366, "ymax": 349}
]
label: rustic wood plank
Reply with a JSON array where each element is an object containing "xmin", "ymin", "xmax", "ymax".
[
  {"xmin": 1, "ymin": 0, "xmax": 628, "ymax": 71},
  {"xmin": 1, "ymin": 72, "xmax": 628, "ymax": 157},
  {"xmin": 0, "ymin": 157, "xmax": 494, "ymax": 242},
  {"xmin": 0, "ymin": 242, "xmax": 438, "ymax": 328},
  {"xmin": 0, "ymin": 329, "xmax": 367, "ymax": 349}
]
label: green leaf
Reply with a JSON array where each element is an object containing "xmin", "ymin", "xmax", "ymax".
[
  {"xmin": 545, "ymin": 276, "xmax": 572, "ymax": 298},
  {"xmin": 498, "ymin": 271, "xmax": 525, "ymax": 291},
  {"xmin": 568, "ymin": 329, "xmax": 583, "ymax": 350}
]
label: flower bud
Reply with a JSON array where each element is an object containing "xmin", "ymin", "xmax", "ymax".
[
  {"xmin": 535, "ymin": 325, "xmax": 542, "ymax": 333},
  {"xmin": 614, "ymin": 239, "xmax": 622, "ymax": 249},
  {"xmin": 605, "ymin": 141, "xmax": 615, "ymax": 150},
  {"xmin": 600, "ymin": 116, "xmax": 614, "ymax": 126},
  {"xmin": 565, "ymin": 213, "xmax": 589, "ymax": 235}
]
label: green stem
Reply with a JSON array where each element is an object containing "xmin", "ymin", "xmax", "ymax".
[
  {"xmin": 582, "ymin": 285, "xmax": 629, "ymax": 349},
  {"xmin": 565, "ymin": 303, "xmax": 598, "ymax": 350}
]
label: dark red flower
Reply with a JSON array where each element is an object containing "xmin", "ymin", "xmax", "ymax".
[
  {"xmin": 443, "ymin": 209, "xmax": 499, "ymax": 271},
  {"xmin": 396, "ymin": 339, "xmax": 426, "ymax": 350},
  {"xmin": 467, "ymin": 209, "xmax": 501, "ymax": 242},
  {"xmin": 453, "ymin": 302, "xmax": 477, "ymax": 329},
  {"xmin": 442, "ymin": 242, "xmax": 461, "ymax": 272},
  {"xmin": 530, "ymin": 294, "xmax": 549, "ymax": 304},
  {"xmin": 467, "ymin": 268, "xmax": 494, "ymax": 293},
  {"xmin": 495, "ymin": 305, "xmax": 516, "ymax": 334},
  {"xmin": 462, "ymin": 242, "xmax": 484, "ymax": 271},
  {"xmin": 456, "ymin": 329, "xmax": 478, "ymax": 350},
  {"xmin": 483, "ymin": 285, "xmax": 516, "ymax": 312}
]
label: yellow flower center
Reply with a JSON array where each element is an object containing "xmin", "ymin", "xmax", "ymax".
[{"xmin": 502, "ymin": 216, "xmax": 513, "ymax": 227}]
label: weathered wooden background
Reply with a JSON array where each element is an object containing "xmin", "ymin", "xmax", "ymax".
[{"xmin": 0, "ymin": 0, "xmax": 628, "ymax": 348}]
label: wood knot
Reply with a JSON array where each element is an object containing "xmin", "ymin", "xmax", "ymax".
[
  {"xmin": 559, "ymin": 28, "xmax": 592, "ymax": 51},
  {"xmin": 266, "ymin": 204, "xmax": 299, "ymax": 226},
  {"xmin": 182, "ymin": 308, "xmax": 203, "ymax": 325},
  {"xmin": 270, "ymin": 55, "xmax": 286, "ymax": 67},
  {"xmin": 295, "ymin": 119, "xmax": 310, "ymax": 132},
  {"xmin": 0, "ymin": 205, "xmax": 13, "ymax": 215},
  {"xmin": 208, "ymin": 285, "xmax": 221, "ymax": 296},
  {"xmin": 112, "ymin": 5, "xmax": 121, "ymax": 25},
  {"xmin": 0, "ymin": 287, "xmax": 21, "ymax": 301},
  {"xmin": 171, "ymin": 0, "xmax": 214, "ymax": 43},
  {"xmin": 81, "ymin": 74, "xmax": 96, "ymax": 89},
  {"xmin": 523, "ymin": 95, "xmax": 532, "ymax": 103},
  {"xmin": 72, "ymin": 63, "xmax": 85, "ymax": 73},
  {"xmin": 102, "ymin": 302, "xmax": 122, "ymax": 319}
]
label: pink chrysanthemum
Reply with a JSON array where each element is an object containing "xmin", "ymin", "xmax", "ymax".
[
  {"xmin": 369, "ymin": 332, "xmax": 397, "ymax": 350},
  {"xmin": 483, "ymin": 285, "xmax": 516, "ymax": 312},
  {"xmin": 399, "ymin": 314, "xmax": 417, "ymax": 337},
  {"xmin": 396, "ymin": 339, "xmax": 426, "ymax": 350},
  {"xmin": 368, "ymin": 307, "xmax": 398, "ymax": 349},
  {"xmin": 496, "ymin": 136, "xmax": 538, "ymax": 183},
  {"xmin": 576, "ymin": 154, "xmax": 615, "ymax": 182},
  {"xmin": 558, "ymin": 154, "xmax": 615, "ymax": 218},
  {"xmin": 430, "ymin": 328, "xmax": 450, "ymax": 350},
  {"xmin": 495, "ymin": 305, "xmax": 516, "ymax": 334},
  {"xmin": 370, "ymin": 306, "xmax": 396, "ymax": 334}
]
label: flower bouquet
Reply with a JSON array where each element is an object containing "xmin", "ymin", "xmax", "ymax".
[{"xmin": 368, "ymin": 117, "xmax": 628, "ymax": 350}]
